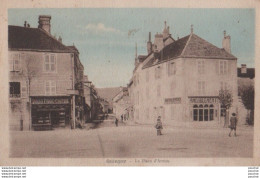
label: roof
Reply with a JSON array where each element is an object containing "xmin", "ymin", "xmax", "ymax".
[
  {"xmin": 237, "ymin": 68, "xmax": 255, "ymax": 79},
  {"xmin": 8, "ymin": 25, "xmax": 73, "ymax": 53},
  {"xmin": 143, "ymin": 33, "xmax": 237, "ymax": 69},
  {"xmin": 67, "ymin": 46, "xmax": 79, "ymax": 54}
]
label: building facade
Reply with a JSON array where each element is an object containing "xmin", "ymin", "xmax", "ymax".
[
  {"xmin": 9, "ymin": 15, "xmax": 84, "ymax": 130},
  {"xmin": 112, "ymin": 87, "xmax": 131, "ymax": 120},
  {"xmin": 130, "ymin": 22, "xmax": 239, "ymax": 126}
]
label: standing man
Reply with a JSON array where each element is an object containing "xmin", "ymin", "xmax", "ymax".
[
  {"xmin": 155, "ymin": 116, "xmax": 163, "ymax": 136},
  {"xmin": 115, "ymin": 118, "xmax": 119, "ymax": 127},
  {"xmin": 229, "ymin": 113, "xmax": 238, "ymax": 137}
]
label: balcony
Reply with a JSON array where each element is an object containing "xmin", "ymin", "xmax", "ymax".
[{"xmin": 9, "ymin": 94, "xmax": 21, "ymax": 98}]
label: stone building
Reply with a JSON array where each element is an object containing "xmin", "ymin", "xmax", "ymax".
[
  {"xmin": 130, "ymin": 22, "xmax": 239, "ymax": 126},
  {"xmin": 112, "ymin": 87, "xmax": 131, "ymax": 120},
  {"xmin": 8, "ymin": 15, "xmax": 84, "ymax": 130}
]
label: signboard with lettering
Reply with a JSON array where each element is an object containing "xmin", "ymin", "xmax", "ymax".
[
  {"xmin": 31, "ymin": 97, "xmax": 70, "ymax": 105},
  {"xmin": 189, "ymin": 97, "xmax": 219, "ymax": 104},
  {"xmin": 165, "ymin": 97, "xmax": 181, "ymax": 104}
]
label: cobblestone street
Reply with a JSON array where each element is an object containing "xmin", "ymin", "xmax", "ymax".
[{"xmin": 9, "ymin": 121, "xmax": 253, "ymax": 158}]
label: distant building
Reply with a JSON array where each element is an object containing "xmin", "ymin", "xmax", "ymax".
[
  {"xmin": 9, "ymin": 15, "xmax": 84, "ymax": 130},
  {"xmin": 130, "ymin": 22, "xmax": 239, "ymax": 126},
  {"xmin": 112, "ymin": 87, "xmax": 131, "ymax": 120},
  {"xmin": 236, "ymin": 64, "xmax": 255, "ymax": 124}
]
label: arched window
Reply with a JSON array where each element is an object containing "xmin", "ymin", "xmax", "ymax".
[{"xmin": 193, "ymin": 105, "xmax": 198, "ymax": 121}]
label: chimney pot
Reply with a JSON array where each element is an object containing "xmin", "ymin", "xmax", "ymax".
[
  {"xmin": 24, "ymin": 21, "xmax": 27, "ymax": 27},
  {"xmin": 241, "ymin": 64, "xmax": 247, "ymax": 74},
  {"xmin": 222, "ymin": 30, "xmax": 231, "ymax": 53},
  {"xmin": 38, "ymin": 15, "xmax": 51, "ymax": 34}
]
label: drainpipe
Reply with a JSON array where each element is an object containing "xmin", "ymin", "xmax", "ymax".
[{"xmin": 71, "ymin": 53, "xmax": 76, "ymax": 129}]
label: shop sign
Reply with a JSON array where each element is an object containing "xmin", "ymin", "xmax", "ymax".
[
  {"xmin": 189, "ymin": 97, "xmax": 218, "ymax": 104},
  {"xmin": 165, "ymin": 97, "xmax": 181, "ymax": 104},
  {"xmin": 31, "ymin": 98, "xmax": 70, "ymax": 104}
]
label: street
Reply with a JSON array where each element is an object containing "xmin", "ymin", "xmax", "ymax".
[{"xmin": 9, "ymin": 121, "xmax": 253, "ymax": 158}]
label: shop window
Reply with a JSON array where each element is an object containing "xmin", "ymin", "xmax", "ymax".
[
  {"xmin": 9, "ymin": 82, "xmax": 20, "ymax": 98},
  {"xmin": 193, "ymin": 105, "xmax": 198, "ymax": 121},
  {"xmin": 44, "ymin": 54, "xmax": 56, "ymax": 72},
  {"xmin": 221, "ymin": 105, "xmax": 226, "ymax": 117},
  {"xmin": 209, "ymin": 105, "xmax": 214, "ymax": 121},
  {"xmin": 193, "ymin": 104, "xmax": 214, "ymax": 122}
]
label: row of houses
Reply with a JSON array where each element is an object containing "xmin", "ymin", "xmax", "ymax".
[
  {"xmin": 9, "ymin": 15, "xmax": 102, "ymax": 130},
  {"xmin": 113, "ymin": 22, "xmax": 254, "ymax": 126}
]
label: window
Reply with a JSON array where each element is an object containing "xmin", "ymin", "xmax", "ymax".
[
  {"xmin": 219, "ymin": 60, "xmax": 228, "ymax": 75},
  {"xmin": 168, "ymin": 62, "xmax": 176, "ymax": 76},
  {"xmin": 155, "ymin": 66, "xmax": 162, "ymax": 79},
  {"xmin": 9, "ymin": 53, "xmax": 21, "ymax": 72},
  {"xmin": 9, "ymin": 82, "xmax": 20, "ymax": 98},
  {"xmin": 193, "ymin": 104, "xmax": 215, "ymax": 121},
  {"xmin": 198, "ymin": 60, "xmax": 205, "ymax": 74},
  {"xmin": 146, "ymin": 70, "xmax": 149, "ymax": 82},
  {"xmin": 45, "ymin": 81, "xmax": 56, "ymax": 95},
  {"xmin": 198, "ymin": 81, "xmax": 206, "ymax": 95},
  {"xmin": 157, "ymin": 85, "xmax": 161, "ymax": 97},
  {"xmin": 44, "ymin": 54, "xmax": 56, "ymax": 72},
  {"xmin": 220, "ymin": 82, "xmax": 228, "ymax": 90}
]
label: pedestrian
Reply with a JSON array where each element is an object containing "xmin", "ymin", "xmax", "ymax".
[
  {"xmin": 229, "ymin": 113, "xmax": 238, "ymax": 137},
  {"xmin": 121, "ymin": 115, "xmax": 123, "ymax": 122},
  {"xmin": 155, "ymin": 116, "xmax": 163, "ymax": 136},
  {"xmin": 70, "ymin": 117, "xmax": 74, "ymax": 129},
  {"xmin": 115, "ymin": 118, "xmax": 119, "ymax": 127}
]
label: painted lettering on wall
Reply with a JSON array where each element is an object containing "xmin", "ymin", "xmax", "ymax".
[{"xmin": 165, "ymin": 97, "xmax": 181, "ymax": 104}]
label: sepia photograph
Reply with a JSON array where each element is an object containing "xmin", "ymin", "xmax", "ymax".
[{"xmin": 0, "ymin": 2, "xmax": 259, "ymax": 167}]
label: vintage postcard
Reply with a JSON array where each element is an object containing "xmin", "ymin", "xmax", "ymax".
[{"xmin": 0, "ymin": 0, "xmax": 259, "ymax": 166}]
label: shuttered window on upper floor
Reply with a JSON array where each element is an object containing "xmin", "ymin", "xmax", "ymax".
[
  {"xmin": 44, "ymin": 54, "xmax": 56, "ymax": 72},
  {"xmin": 9, "ymin": 53, "xmax": 21, "ymax": 72}
]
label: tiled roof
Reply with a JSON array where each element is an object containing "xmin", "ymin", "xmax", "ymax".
[
  {"xmin": 8, "ymin": 25, "xmax": 73, "ymax": 52},
  {"xmin": 143, "ymin": 33, "xmax": 237, "ymax": 69},
  {"xmin": 182, "ymin": 34, "xmax": 236, "ymax": 59},
  {"xmin": 237, "ymin": 68, "xmax": 255, "ymax": 79}
]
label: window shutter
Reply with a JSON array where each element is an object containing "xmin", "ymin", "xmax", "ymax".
[
  {"xmin": 228, "ymin": 61, "xmax": 232, "ymax": 75},
  {"xmin": 9, "ymin": 59, "xmax": 13, "ymax": 71},
  {"xmin": 215, "ymin": 61, "xmax": 219, "ymax": 74},
  {"xmin": 21, "ymin": 81, "xmax": 27, "ymax": 98}
]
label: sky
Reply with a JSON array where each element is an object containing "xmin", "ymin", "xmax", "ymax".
[{"xmin": 8, "ymin": 8, "xmax": 255, "ymax": 88}]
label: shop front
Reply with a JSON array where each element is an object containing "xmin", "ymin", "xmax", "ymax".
[
  {"xmin": 189, "ymin": 96, "xmax": 220, "ymax": 123},
  {"xmin": 31, "ymin": 96, "xmax": 71, "ymax": 129}
]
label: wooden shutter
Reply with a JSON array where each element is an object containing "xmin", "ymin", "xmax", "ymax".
[
  {"xmin": 21, "ymin": 81, "xmax": 27, "ymax": 98},
  {"xmin": 215, "ymin": 61, "xmax": 219, "ymax": 74},
  {"xmin": 228, "ymin": 60, "xmax": 232, "ymax": 75}
]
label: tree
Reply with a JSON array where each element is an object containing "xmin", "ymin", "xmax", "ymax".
[
  {"xmin": 240, "ymin": 85, "xmax": 254, "ymax": 125},
  {"xmin": 219, "ymin": 89, "xmax": 233, "ymax": 127},
  {"xmin": 21, "ymin": 57, "xmax": 37, "ymax": 130}
]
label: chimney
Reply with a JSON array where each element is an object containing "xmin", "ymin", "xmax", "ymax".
[
  {"xmin": 191, "ymin": 24, "xmax": 193, "ymax": 34},
  {"xmin": 222, "ymin": 30, "xmax": 231, "ymax": 53},
  {"xmin": 147, "ymin": 32, "xmax": 152, "ymax": 54},
  {"xmin": 38, "ymin": 15, "xmax": 51, "ymax": 34},
  {"xmin": 24, "ymin": 21, "xmax": 27, "ymax": 27},
  {"xmin": 241, "ymin": 64, "xmax": 247, "ymax": 74}
]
